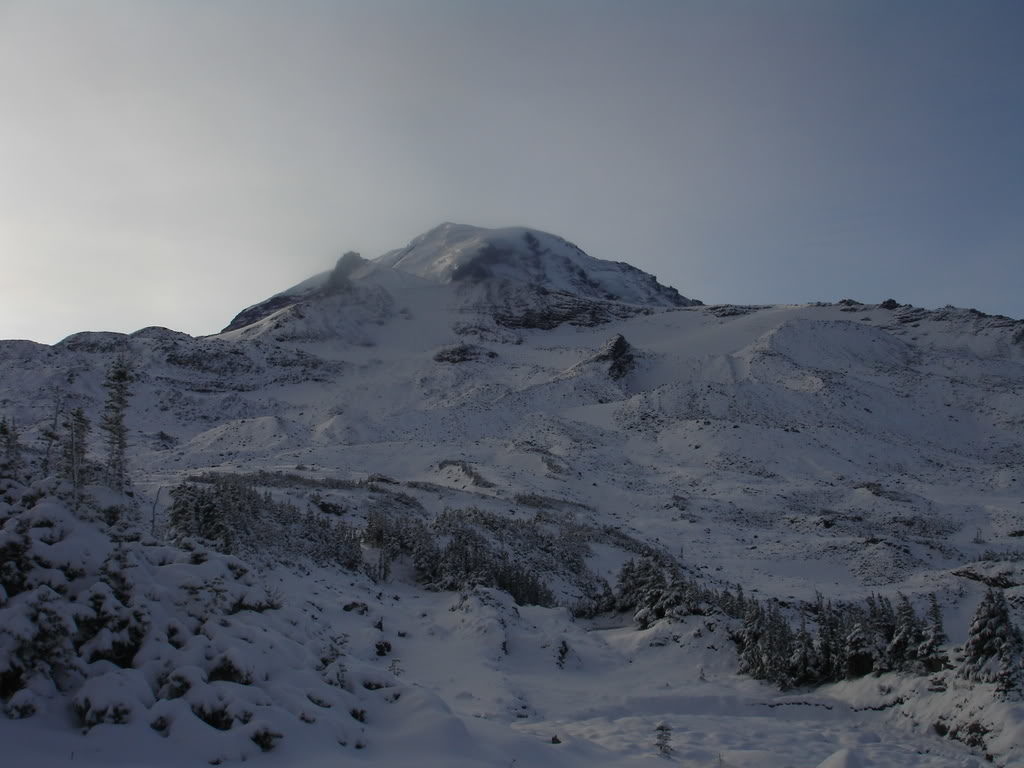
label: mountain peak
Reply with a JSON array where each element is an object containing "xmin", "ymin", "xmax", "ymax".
[
  {"xmin": 375, "ymin": 223, "xmax": 699, "ymax": 308},
  {"xmin": 221, "ymin": 223, "xmax": 699, "ymax": 334}
]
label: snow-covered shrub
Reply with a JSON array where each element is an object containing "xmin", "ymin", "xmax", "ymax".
[
  {"xmin": 0, "ymin": 585, "xmax": 80, "ymax": 700},
  {"xmin": 317, "ymin": 634, "xmax": 349, "ymax": 689},
  {"xmin": 0, "ymin": 479, "xmax": 392, "ymax": 763},
  {"xmin": 248, "ymin": 721, "xmax": 283, "ymax": 751},
  {"xmin": 4, "ymin": 687, "xmax": 40, "ymax": 719},
  {"xmin": 73, "ymin": 668, "xmax": 153, "ymax": 726},
  {"xmin": 75, "ymin": 580, "xmax": 148, "ymax": 667},
  {"xmin": 0, "ymin": 527, "xmax": 31, "ymax": 603},
  {"xmin": 208, "ymin": 650, "xmax": 254, "ymax": 686}
]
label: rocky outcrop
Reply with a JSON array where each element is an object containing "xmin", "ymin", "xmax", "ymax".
[{"xmin": 591, "ymin": 334, "xmax": 635, "ymax": 380}]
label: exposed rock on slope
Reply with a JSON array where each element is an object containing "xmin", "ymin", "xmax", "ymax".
[{"xmin": 585, "ymin": 334, "xmax": 636, "ymax": 380}]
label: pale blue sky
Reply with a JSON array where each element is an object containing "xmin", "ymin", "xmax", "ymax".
[{"xmin": 1, "ymin": 1, "xmax": 1022, "ymax": 343}]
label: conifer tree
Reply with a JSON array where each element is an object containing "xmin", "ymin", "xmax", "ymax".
[
  {"xmin": 39, "ymin": 389, "xmax": 63, "ymax": 477},
  {"xmin": 959, "ymin": 588, "xmax": 1024, "ymax": 696},
  {"xmin": 614, "ymin": 559, "xmax": 639, "ymax": 612},
  {"xmin": 917, "ymin": 592, "xmax": 948, "ymax": 673},
  {"xmin": 655, "ymin": 572, "xmax": 701, "ymax": 620},
  {"xmin": 0, "ymin": 417, "xmax": 22, "ymax": 478},
  {"xmin": 882, "ymin": 593, "xmax": 923, "ymax": 673},
  {"xmin": 864, "ymin": 594, "xmax": 895, "ymax": 673},
  {"xmin": 790, "ymin": 613, "xmax": 819, "ymax": 686},
  {"xmin": 100, "ymin": 356, "xmax": 133, "ymax": 495},
  {"xmin": 814, "ymin": 594, "xmax": 841, "ymax": 683},
  {"xmin": 717, "ymin": 586, "xmax": 733, "ymax": 616},
  {"xmin": 329, "ymin": 519, "xmax": 363, "ymax": 571},
  {"xmin": 654, "ymin": 721, "xmax": 673, "ymax": 757},
  {"xmin": 624, "ymin": 558, "xmax": 667, "ymax": 627},
  {"xmin": 738, "ymin": 601, "xmax": 767, "ymax": 679},
  {"xmin": 167, "ymin": 483, "xmax": 202, "ymax": 539},
  {"xmin": 763, "ymin": 604, "xmax": 795, "ymax": 688},
  {"xmin": 843, "ymin": 619, "xmax": 875, "ymax": 679},
  {"xmin": 61, "ymin": 407, "xmax": 91, "ymax": 501}
]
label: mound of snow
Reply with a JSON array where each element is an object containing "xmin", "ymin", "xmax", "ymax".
[{"xmin": 752, "ymin": 319, "xmax": 912, "ymax": 372}]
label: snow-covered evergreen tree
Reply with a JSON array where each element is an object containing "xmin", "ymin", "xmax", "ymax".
[
  {"xmin": 789, "ymin": 614, "xmax": 819, "ymax": 686},
  {"xmin": 863, "ymin": 594, "xmax": 894, "ymax": 674},
  {"xmin": 843, "ymin": 619, "xmax": 876, "ymax": 680},
  {"xmin": 737, "ymin": 601, "xmax": 766, "ymax": 680},
  {"xmin": 654, "ymin": 721, "xmax": 673, "ymax": 757},
  {"xmin": 882, "ymin": 593, "xmax": 923, "ymax": 673},
  {"xmin": 655, "ymin": 572, "xmax": 704, "ymax": 620},
  {"xmin": 615, "ymin": 557, "xmax": 667, "ymax": 628},
  {"xmin": 917, "ymin": 592, "xmax": 948, "ymax": 673},
  {"xmin": 958, "ymin": 588, "xmax": 1023, "ymax": 697},
  {"xmin": 614, "ymin": 559, "xmax": 638, "ymax": 612},
  {"xmin": 814, "ymin": 595, "xmax": 843, "ymax": 683},
  {"xmin": 771, "ymin": 608, "xmax": 796, "ymax": 686},
  {"xmin": 99, "ymin": 356, "xmax": 133, "ymax": 497}
]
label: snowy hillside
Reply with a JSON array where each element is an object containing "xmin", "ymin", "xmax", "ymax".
[{"xmin": 1, "ymin": 224, "xmax": 1023, "ymax": 767}]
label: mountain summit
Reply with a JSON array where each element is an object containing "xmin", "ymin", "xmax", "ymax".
[
  {"xmin": 376, "ymin": 223, "xmax": 697, "ymax": 307},
  {"xmin": 222, "ymin": 224, "xmax": 699, "ymax": 334}
]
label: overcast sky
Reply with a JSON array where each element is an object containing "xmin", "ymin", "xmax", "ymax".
[{"xmin": 1, "ymin": 0, "xmax": 1022, "ymax": 343}]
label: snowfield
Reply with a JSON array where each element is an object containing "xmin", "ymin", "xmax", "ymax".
[{"xmin": 1, "ymin": 224, "xmax": 1022, "ymax": 766}]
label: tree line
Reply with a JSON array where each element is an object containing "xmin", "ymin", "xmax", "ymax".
[{"xmin": 614, "ymin": 555, "xmax": 1024, "ymax": 698}]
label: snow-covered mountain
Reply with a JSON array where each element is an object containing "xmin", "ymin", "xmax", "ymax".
[
  {"xmin": 2, "ymin": 224, "xmax": 1023, "ymax": 767},
  {"xmin": 222, "ymin": 223, "xmax": 699, "ymax": 337}
]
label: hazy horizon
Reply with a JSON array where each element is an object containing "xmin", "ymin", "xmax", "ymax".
[{"xmin": 2, "ymin": 1, "xmax": 1022, "ymax": 344}]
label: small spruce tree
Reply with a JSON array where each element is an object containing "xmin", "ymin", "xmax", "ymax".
[{"xmin": 654, "ymin": 721, "xmax": 673, "ymax": 757}]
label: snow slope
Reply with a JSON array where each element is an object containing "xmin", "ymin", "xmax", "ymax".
[{"xmin": 1, "ymin": 224, "xmax": 1023, "ymax": 766}]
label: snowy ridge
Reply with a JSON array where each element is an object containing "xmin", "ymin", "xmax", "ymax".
[{"xmin": 1, "ymin": 224, "xmax": 1023, "ymax": 766}]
